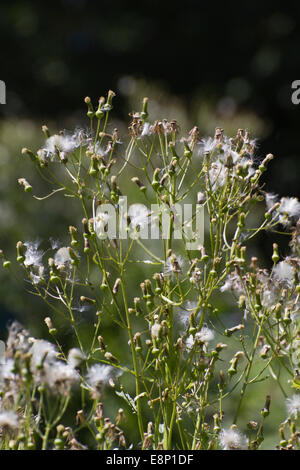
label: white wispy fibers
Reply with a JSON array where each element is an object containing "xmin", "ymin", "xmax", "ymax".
[
  {"xmin": 279, "ymin": 197, "xmax": 300, "ymax": 218},
  {"xmin": 43, "ymin": 361, "xmax": 79, "ymax": 396},
  {"xmin": 44, "ymin": 133, "xmax": 79, "ymax": 155},
  {"xmin": 94, "ymin": 207, "xmax": 112, "ymax": 239},
  {"xmin": 273, "ymin": 261, "xmax": 294, "ymax": 286},
  {"xmin": 54, "ymin": 246, "xmax": 72, "ymax": 269},
  {"xmin": 24, "ymin": 241, "xmax": 44, "ymax": 268},
  {"xmin": 219, "ymin": 427, "xmax": 248, "ymax": 450},
  {"xmin": 67, "ymin": 348, "xmax": 86, "ymax": 369},
  {"xmin": 176, "ymin": 301, "xmax": 198, "ymax": 329},
  {"xmin": 29, "ymin": 339, "xmax": 58, "ymax": 370},
  {"xmin": 0, "ymin": 410, "xmax": 19, "ymax": 431},
  {"xmin": 286, "ymin": 394, "xmax": 300, "ymax": 418},
  {"xmin": 86, "ymin": 364, "xmax": 115, "ymax": 389}
]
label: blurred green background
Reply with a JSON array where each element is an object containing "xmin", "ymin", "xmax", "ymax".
[{"xmin": 0, "ymin": 0, "xmax": 299, "ymax": 448}]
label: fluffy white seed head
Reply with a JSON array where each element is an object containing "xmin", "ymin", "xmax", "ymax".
[
  {"xmin": 128, "ymin": 204, "xmax": 150, "ymax": 232},
  {"xmin": 45, "ymin": 134, "xmax": 78, "ymax": 155}
]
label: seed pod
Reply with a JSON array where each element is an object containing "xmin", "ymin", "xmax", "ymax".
[
  {"xmin": 68, "ymin": 246, "xmax": 79, "ymax": 266},
  {"xmin": 261, "ymin": 395, "xmax": 271, "ymax": 417},
  {"xmin": 16, "ymin": 241, "xmax": 25, "ymax": 263},
  {"xmin": 272, "ymin": 243, "xmax": 280, "ymax": 264},
  {"xmin": 141, "ymin": 97, "xmax": 148, "ymax": 120},
  {"xmin": 69, "ymin": 226, "xmax": 79, "ymax": 247},
  {"xmin": 18, "ymin": 178, "xmax": 32, "ymax": 192},
  {"xmin": 131, "ymin": 177, "xmax": 146, "ymax": 192},
  {"xmin": 21, "ymin": 147, "xmax": 37, "ymax": 162},
  {"xmin": 84, "ymin": 96, "xmax": 95, "ymax": 118}
]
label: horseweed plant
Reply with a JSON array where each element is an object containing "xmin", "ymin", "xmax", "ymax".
[{"xmin": 1, "ymin": 91, "xmax": 300, "ymax": 450}]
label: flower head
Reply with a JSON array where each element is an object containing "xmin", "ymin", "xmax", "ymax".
[
  {"xmin": 196, "ymin": 327, "xmax": 215, "ymax": 343},
  {"xmin": 220, "ymin": 272, "xmax": 245, "ymax": 295},
  {"xmin": 45, "ymin": 133, "xmax": 79, "ymax": 155},
  {"xmin": 85, "ymin": 364, "xmax": 119, "ymax": 398},
  {"xmin": 273, "ymin": 261, "xmax": 294, "ymax": 286},
  {"xmin": 265, "ymin": 192, "xmax": 278, "ymax": 211},
  {"xmin": 286, "ymin": 394, "xmax": 300, "ymax": 418},
  {"xmin": 128, "ymin": 203, "xmax": 150, "ymax": 234},
  {"xmin": 219, "ymin": 426, "xmax": 248, "ymax": 450},
  {"xmin": 164, "ymin": 254, "xmax": 185, "ymax": 277},
  {"xmin": 279, "ymin": 197, "xmax": 300, "ymax": 220},
  {"xmin": 43, "ymin": 361, "xmax": 79, "ymax": 395},
  {"xmin": 54, "ymin": 246, "xmax": 72, "ymax": 269},
  {"xmin": 30, "ymin": 339, "xmax": 57, "ymax": 370},
  {"xmin": 209, "ymin": 161, "xmax": 228, "ymax": 189},
  {"xmin": 0, "ymin": 359, "xmax": 15, "ymax": 386},
  {"xmin": 24, "ymin": 241, "xmax": 44, "ymax": 268},
  {"xmin": 94, "ymin": 207, "xmax": 112, "ymax": 239},
  {"xmin": 68, "ymin": 348, "xmax": 86, "ymax": 369}
]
